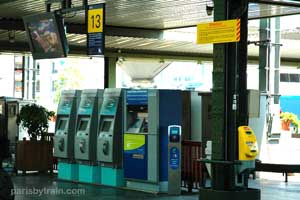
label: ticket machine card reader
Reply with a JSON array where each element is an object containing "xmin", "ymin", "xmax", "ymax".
[
  {"xmin": 76, "ymin": 119, "xmax": 90, "ymax": 154},
  {"xmin": 98, "ymin": 118, "xmax": 114, "ymax": 162},
  {"xmin": 168, "ymin": 125, "xmax": 181, "ymax": 195},
  {"xmin": 238, "ymin": 126, "xmax": 259, "ymax": 161},
  {"xmin": 169, "ymin": 126, "xmax": 181, "ymax": 143},
  {"xmin": 55, "ymin": 118, "xmax": 68, "ymax": 152},
  {"xmin": 127, "ymin": 118, "xmax": 145, "ymax": 133}
]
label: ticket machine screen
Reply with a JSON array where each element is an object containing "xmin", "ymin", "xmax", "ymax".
[
  {"xmin": 59, "ymin": 97, "xmax": 72, "ymax": 108},
  {"xmin": 169, "ymin": 127, "xmax": 180, "ymax": 143},
  {"xmin": 78, "ymin": 120, "xmax": 88, "ymax": 131},
  {"xmin": 58, "ymin": 119, "xmax": 67, "ymax": 130},
  {"xmin": 101, "ymin": 121, "xmax": 111, "ymax": 132}
]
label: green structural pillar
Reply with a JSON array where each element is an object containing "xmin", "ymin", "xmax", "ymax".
[
  {"xmin": 200, "ymin": 0, "xmax": 260, "ymax": 199},
  {"xmin": 273, "ymin": 17, "xmax": 280, "ymax": 104},
  {"xmin": 259, "ymin": 18, "xmax": 270, "ymax": 93},
  {"xmin": 104, "ymin": 56, "xmax": 117, "ymax": 88},
  {"xmin": 211, "ymin": 0, "xmax": 227, "ymax": 190}
]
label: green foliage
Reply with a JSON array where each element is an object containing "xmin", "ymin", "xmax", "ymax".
[
  {"xmin": 280, "ymin": 112, "xmax": 300, "ymax": 133},
  {"xmin": 53, "ymin": 66, "xmax": 84, "ymax": 104},
  {"xmin": 16, "ymin": 104, "xmax": 55, "ymax": 140}
]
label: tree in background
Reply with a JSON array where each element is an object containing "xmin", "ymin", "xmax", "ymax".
[{"xmin": 54, "ymin": 66, "xmax": 84, "ymax": 104}]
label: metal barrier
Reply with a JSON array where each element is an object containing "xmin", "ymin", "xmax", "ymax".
[
  {"xmin": 46, "ymin": 133, "xmax": 58, "ymax": 171},
  {"xmin": 45, "ymin": 133, "xmax": 58, "ymax": 171},
  {"xmin": 181, "ymin": 140, "xmax": 205, "ymax": 192}
]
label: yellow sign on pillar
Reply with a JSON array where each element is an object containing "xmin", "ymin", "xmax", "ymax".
[
  {"xmin": 197, "ymin": 19, "xmax": 241, "ymax": 44},
  {"xmin": 88, "ymin": 8, "xmax": 104, "ymax": 33}
]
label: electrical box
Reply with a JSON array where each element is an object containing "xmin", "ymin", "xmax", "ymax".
[{"xmin": 238, "ymin": 126, "xmax": 258, "ymax": 161}]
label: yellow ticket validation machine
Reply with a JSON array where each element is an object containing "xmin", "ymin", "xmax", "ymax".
[{"xmin": 238, "ymin": 126, "xmax": 258, "ymax": 161}]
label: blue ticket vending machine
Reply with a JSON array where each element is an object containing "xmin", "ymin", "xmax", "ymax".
[
  {"xmin": 54, "ymin": 90, "xmax": 81, "ymax": 181},
  {"xmin": 168, "ymin": 125, "xmax": 181, "ymax": 195},
  {"xmin": 97, "ymin": 88, "xmax": 125, "ymax": 186},
  {"xmin": 123, "ymin": 89, "xmax": 182, "ymax": 193},
  {"xmin": 74, "ymin": 89, "xmax": 103, "ymax": 184}
]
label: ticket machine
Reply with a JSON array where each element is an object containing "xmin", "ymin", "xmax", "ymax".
[
  {"xmin": 97, "ymin": 88, "xmax": 124, "ymax": 186},
  {"xmin": 0, "ymin": 97, "xmax": 20, "ymax": 173},
  {"xmin": 168, "ymin": 125, "xmax": 181, "ymax": 195},
  {"xmin": 54, "ymin": 90, "xmax": 81, "ymax": 160},
  {"xmin": 54, "ymin": 90, "xmax": 81, "ymax": 181},
  {"xmin": 74, "ymin": 89, "xmax": 103, "ymax": 183},
  {"xmin": 236, "ymin": 126, "xmax": 259, "ymax": 188},
  {"xmin": 123, "ymin": 89, "xmax": 183, "ymax": 193}
]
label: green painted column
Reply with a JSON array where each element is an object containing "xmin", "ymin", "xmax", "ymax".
[
  {"xmin": 211, "ymin": 0, "xmax": 227, "ymax": 190},
  {"xmin": 211, "ymin": 0, "xmax": 249, "ymax": 190},
  {"xmin": 104, "ymin": 56, "xmax": 117, "ymax": 88},
  {"xmin": 259, "ymin": 19, "xmax": 270, "ymax": 92},
  {"xmin": 274, "ymin": 17, "xmax": 280, "ymax": 104}
]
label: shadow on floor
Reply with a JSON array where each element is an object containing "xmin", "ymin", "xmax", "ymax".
[
  {"xmin": 12, "ymin": 174, "xmax": 197, "ymax": 200},
  {"xmin": 11, "ymin": 174, "xmax": 300, "ymax": 200}
]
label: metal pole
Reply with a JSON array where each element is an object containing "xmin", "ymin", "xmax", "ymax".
[
  {"xmin": 249, "ymin": 0, "xmax": 300, "ymax": 7},
  {"xmin": 21, "ymin": 56, "xmax": 25, "ymax": 98},
  {"xmin": 104, "ymin": 57, "xmax": 109, "ymax": 88},
  {"xmin": 259, "ymin": 19, "xmax": 270, "ymax": 92},
  {"xmin": 274, "ymin": 17, "xmax": 280, "ymax": 104}
]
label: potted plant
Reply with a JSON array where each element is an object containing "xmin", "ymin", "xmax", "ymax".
[
  {"xmin": 291, "ymin": 118, "xmax": 300, "ymax": 138},
  {"xmin": 15, "ymin": 104, "xmax": 55, "ymax": 174},
  {"xmin": 280, "ymin": 112, "xmax": 297, "ymax": 131}
]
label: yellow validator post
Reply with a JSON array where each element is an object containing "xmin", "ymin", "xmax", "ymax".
[{"xmin": 238, "ymin": 126, "xmax": 258, "ymax": 161}]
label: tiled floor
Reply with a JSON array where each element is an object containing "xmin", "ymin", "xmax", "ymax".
[{"xmin": 11, "ymin": 174, "xmax": 300, "ymax": 200}]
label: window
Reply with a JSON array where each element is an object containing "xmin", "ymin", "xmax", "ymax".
[
  {"xmin": 280, "ymin": 73, "xmax": 289, "ymax": 82},
  {"xmin": 52, "ymin": 62, "xmax": 58, "ymax": 74},
  {"xmin": 290, "ymin": 74, "xmax": 300, "ymax": 82},
  {"xmin": 36, "ymin": 80, "xmax": 40, "ymax": 92},
  {"xmin": 280, "ymin": 73, "xmax": 300, "ymax": 83},
  {"xmin": 51, "ymin": 80, "xmax": 56, "ymax": 91}
]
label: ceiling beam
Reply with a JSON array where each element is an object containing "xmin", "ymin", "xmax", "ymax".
[
  {"xmin": 1, "ymin": 40, "xmax": 300, "ymax": 65},
  {"xmin": 0, "ymin": 18, "xmax": 163, "ymax": 39},
  {"xmin": 249, "ymin": 0, "xmax": 300, "ymax": 7}
]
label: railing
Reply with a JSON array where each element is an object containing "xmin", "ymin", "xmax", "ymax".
[
  {"xmin": 46, "ymin": 133, "xmax": 58, "ymax": 171},
  {"xmin": 181, "ymin": 140, "xmax": 206, "ymax": 192}
]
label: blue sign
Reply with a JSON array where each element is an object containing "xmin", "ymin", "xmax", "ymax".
[
  {"xmin": 169, "ymin": 147, "xmax": 180, "ymax": 170},
  {"xmin": 126, "ymin": 90, "xmax": 148, "ymax": 105},
  {"xmin": 124, "ymin": 134, "xmax": 148, "ymax": 180},
  {"xmin": 86, "ymin": 4, "xmax": 105, "ymax": 56}
]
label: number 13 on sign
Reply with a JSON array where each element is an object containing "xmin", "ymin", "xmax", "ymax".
[{"xmin": 88, "ymin": 8, "xmax": 103, "ymax": 33}]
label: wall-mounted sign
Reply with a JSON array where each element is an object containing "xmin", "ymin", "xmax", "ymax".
[
  {"xmin": 197, "ymin": 19, "xmax": 241, "ymax": 44},
  {"xmin": 86, "ymin": 3, "xmax": 105, "ymax": 55}
]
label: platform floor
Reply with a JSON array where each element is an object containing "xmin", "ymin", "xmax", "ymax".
[{"xmin": 11, "ymin": 174, "xmax": 300, "ymax": 200}]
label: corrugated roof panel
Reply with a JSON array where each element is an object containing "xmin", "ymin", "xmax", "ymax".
[{"xmin": 1, "ymin": 0, "xmax": 299, "ymax": 29}]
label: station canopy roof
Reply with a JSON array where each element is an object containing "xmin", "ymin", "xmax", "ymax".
[{"xmin": 0, "ymin": 0, "xmax": 300, "ymax": 60}]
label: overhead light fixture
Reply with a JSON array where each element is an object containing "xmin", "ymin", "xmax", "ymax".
[
  {"xmin": 8, "ymin": 30, "xmax": 15, "ymax": 43},
  {"xmin": 206, "ymin": 0, "xmax": 214, "ymax": 16},
  {"xmin": 117, "ymin": 57, "xmax": 125, "ymax": 65}
]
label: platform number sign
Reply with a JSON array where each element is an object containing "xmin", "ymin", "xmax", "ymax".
[
  {"xmin": 86, "ymin": 4, "xmax": 105, "ymax": 56},
  {"xmin": 88, "ymin": 8, "xmax": 103, "ymax": 33}
]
